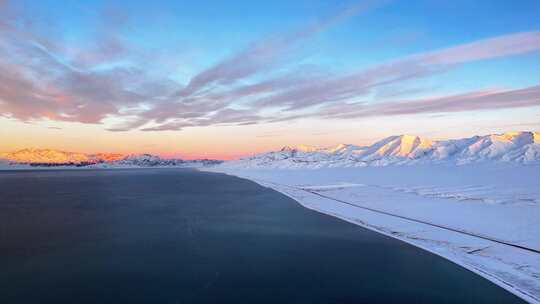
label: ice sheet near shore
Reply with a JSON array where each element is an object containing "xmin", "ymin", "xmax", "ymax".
[{"xmin": 207, "ymin": 164, "xmax": 540, "ymax": 303}]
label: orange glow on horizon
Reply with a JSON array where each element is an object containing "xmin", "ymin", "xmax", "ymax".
[{"xmin": 1, "ymin": 111, "xmax": 540, "ymax": 161}]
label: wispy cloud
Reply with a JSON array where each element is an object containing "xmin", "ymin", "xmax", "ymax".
[
  {"xmin": 315, "ymin": 84, "xmax": 540, "ymax": 119},
  {"xmin": 176, "ymin": 1, "xmax": 380, "ymax": 98},
  {"xmin": 67, "ymin": 8, "xmax": 130, "ymax": 69},
  {"xmin": 132, "ymin": 30, "xmax": 540, "ymax": 131},
  {"xmin": 0, "ymin": 0, "xmax": 540, "ymax": 133},
  {"xmin": 0, "ymin": 1, "xmax": 176, "ymax": 124},
  {"xmin": 107, "ymin": 3, "xmax": 380, "ymax": 131},
  {"xmin": 252, "ymin": 31, "xmax": 540, "ymax": 112},
  {"xmin": 418, "ymin": 31, "xmax": 540, "ymax": 65}
]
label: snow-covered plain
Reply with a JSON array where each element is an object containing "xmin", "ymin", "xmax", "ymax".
[{"xmin": 209, "ymin": 132, "xmax": 540, "ymax": 303}]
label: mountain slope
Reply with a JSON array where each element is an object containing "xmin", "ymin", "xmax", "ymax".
[
  {"xmin": 0, "ymin": 149, "xmax": 222, "ymax": 168},
  {"xmin": 221, "ymin": 131, "xmax": 540, "ymax": 169},
  {"xmin": 0, "ymin": 148, "xmax": 91, "ymax": 164}
]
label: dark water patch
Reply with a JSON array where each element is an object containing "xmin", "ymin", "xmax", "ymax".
[{"xmin": 0, "ymin": 169, "xmax": 524, "ymax": 303}]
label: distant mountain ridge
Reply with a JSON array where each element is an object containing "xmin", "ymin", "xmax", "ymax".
[
  {"xmin": 0, "ymin": 148, "xmax": 92, "ymax": 164},
  {"xmin": 0, "ymin": 149, "xmax": 222, "ymax": 168},
  {"xmin": 220, "ymin": 131, "xmax": 540, "ymax": 169}
]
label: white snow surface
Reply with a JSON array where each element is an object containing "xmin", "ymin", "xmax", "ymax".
[
  {"xmin": 209, "ymin": 133, "xmax": 540, "ymax": 303},
  {"xmin": 221, "ymin": 131, "xmax": 540, "ymax": 169}
]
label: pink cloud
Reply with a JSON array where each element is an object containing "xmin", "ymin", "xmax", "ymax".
[
  {"xmin": 1, "ymin": 1, "xmax": 540, "ymax": 133},
  {"xmin": 419, "ymin": 31, "xmax": 540, "ymax": 65},
  {"xmin": 316, "ymin": 84, "xmax": 540, "ymax": 119}
]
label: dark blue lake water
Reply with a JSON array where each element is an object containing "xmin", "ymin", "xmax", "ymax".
[{"xmin": 0, "ymin": 169, "xmax": 524, "ymax": 303}]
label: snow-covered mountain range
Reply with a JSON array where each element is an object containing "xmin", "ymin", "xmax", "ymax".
[
  {"xmin": 0, "ymin": 149, "xmax": 221, "ymax": 168},
  {"xmin": 109, "ymin": 154, "xmax": 221, "ymax": 168},
  {"xmin": 220, "ymin": 131, "xmax": 540, "ymax": 169}
]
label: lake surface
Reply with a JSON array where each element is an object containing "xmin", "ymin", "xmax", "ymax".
[{"xmin": 0, "ymin": 169, "xmax": 524, "ymax": 303}]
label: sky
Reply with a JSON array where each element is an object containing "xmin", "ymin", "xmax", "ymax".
[{"xmin": 0, "ymin": 0, "xmax": 539, "ymax": 159}]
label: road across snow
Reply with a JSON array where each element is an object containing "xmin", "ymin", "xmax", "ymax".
[{"xmin": 207, "ymin": 164, "xmax": 540, "ymax": 304}]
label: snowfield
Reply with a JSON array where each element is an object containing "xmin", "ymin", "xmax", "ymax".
[{"xmin": 209, "ymin": 131, "xmax": 540, "ymax": 303}]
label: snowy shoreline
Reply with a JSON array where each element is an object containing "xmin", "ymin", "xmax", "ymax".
[
  {"xmin": 205, "ymin": 165, "xmax": 540, "ymax": 304},
  {"xmin": 1, "ymin": 162, "xmax": 538, "ymax": 302}
]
